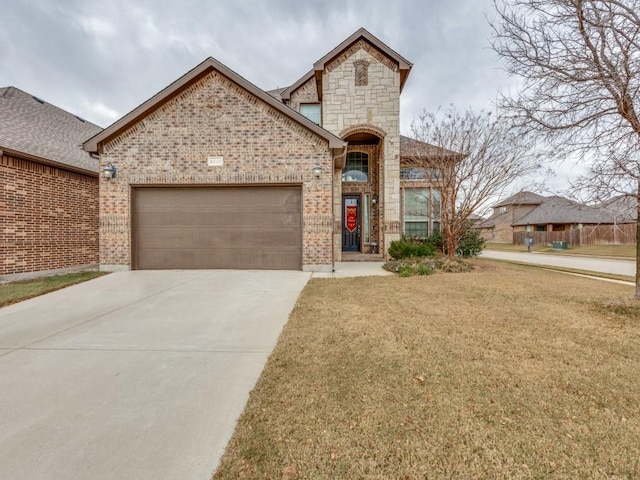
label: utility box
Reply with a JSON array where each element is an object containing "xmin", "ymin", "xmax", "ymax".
[{"xmin": 552, "ymin": 241, "xmax": 568, "ymax": 250}]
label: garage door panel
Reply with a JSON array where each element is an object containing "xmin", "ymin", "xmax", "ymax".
[
  {"xmin": 136, "ymin": 209, "xmax": 301, "ymax": 229},
  {"xmin": 138, "ymin": 246, "xmax": 302, "ymax": 270},
  {"xmin": 136, "ymin": 188, "xmax": 301, "ymax": 207},
  {"xmin": 138, "ymin": 227, "xmax": 301, "ymax": 248},
  {"xmin": 134, "ymin": 187, "xmax": 302, "ymax": 270}
]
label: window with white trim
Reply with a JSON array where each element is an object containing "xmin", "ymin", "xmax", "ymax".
[
  {"xmin": 403, "ymin": 188, "xmax": 441, "ymax": 237},
  {"xmin": 300, "ymin": 103, "xmax": 321, "ymax": 125}
]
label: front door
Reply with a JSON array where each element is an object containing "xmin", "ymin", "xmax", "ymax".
[{"xmin": 342, "ymin": 196, "xmax": 360, "ymax": 252}]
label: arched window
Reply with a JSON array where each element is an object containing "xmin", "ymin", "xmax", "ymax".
[{"xmin": 342, "ymin": 152, "xmax": 369, "ymax": 182}]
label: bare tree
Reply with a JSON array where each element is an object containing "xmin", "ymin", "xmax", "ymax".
[
  {"xmin": 408, "ymin": 107, "xmax": 542, "ymax": 258},
  {"xmin": 491, "ymin": 0, "xmax": 640, "ymax": 298}
]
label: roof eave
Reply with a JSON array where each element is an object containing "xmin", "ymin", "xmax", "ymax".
[
  {"xmin": 280, "ymin": 70, "xmax": 314, "ymax": 101},
  {"xmin": 0, "ymin": 145, "xmax": 98, "ymax": 176}
]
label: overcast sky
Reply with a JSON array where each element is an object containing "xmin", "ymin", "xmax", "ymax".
[{"xmin": 0, "ymin": 0, "xmax": 578, "ymax": 193}]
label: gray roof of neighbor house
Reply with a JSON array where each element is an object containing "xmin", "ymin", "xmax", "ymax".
[
  {"xmin": 599, "ymin": 194, "xmax": 638, "ymax": 223},
  {"xmin": 0, "ymin": 86, "xmax": 102, "ymax": 174},
  {"xmin": 493, "ymin": 191, "xmax": 546, "ymax": 208},
  {"xmin": 512, "ymin": 196, "xmax": 616, "ymax": 226}
]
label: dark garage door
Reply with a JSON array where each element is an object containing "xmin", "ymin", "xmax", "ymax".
[{"xmin": 133, "ymin": 186, "xmax": 302, "ymax": 270}]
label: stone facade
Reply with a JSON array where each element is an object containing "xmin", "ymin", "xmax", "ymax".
[
  {"xmin": 0, "ymin": 153, "xmax": 99, "ymax": 277},
  {"xmin": 98, "ymin": 71, "xmax": 334, "ymax": 270},
  {"xmin": 324, "ymin": 47, "xmax": 401, "ymax": 254},
  {"xmin": 286, "ymin": 41, "xmax": 402, "ymax": 258}
]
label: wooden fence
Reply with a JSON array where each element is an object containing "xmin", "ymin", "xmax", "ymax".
[{"xmin": 513, "ymin": 223, "xmax": 637, "ymax": 246}]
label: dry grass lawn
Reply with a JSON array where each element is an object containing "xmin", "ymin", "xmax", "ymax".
[
  {"xmin": 214, "ymin": 262, "xmax": 640, "ymax": 479},
  {"xmin": 0, "ymin": 271, "xmax": 106, "ymax": 308}
]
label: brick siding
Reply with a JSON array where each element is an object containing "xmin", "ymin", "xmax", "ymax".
[
  {"xmin": 99, "ymin": 70, "xmax": 334, "ymax": 270},
  {"xmin": 1, "ymin": 153, "xmax": 99, "ymax": 275}
]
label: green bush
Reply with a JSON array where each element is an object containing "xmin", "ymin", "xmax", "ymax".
[
  {"xmin": 383, "ymin": 255, "xmax": 472, "ymax": 276},
  {"xmin": 455, "ymin": 228, "xmax": 485, "ymax": 258},
  {"xmin": 388, "ymin": 238, "xmax": 436, "ymax": 259},
  {"xmin": 416, "ymin": 264, "xmax": 435, "ymax": 275},
  {"xmin": 398, "ymin": 265, "xmax": 415, "ymax": 277}
]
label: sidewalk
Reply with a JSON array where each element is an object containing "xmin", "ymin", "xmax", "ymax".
[
  {"xmin": 312, "ymin": 262, "xmax": 393, "ymax": 279},
  {"xmin": 480, "ymin": 250, "xmax": 636, "ymax": 277}
]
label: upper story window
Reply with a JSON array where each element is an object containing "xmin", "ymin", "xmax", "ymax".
[
  {"xmin": 300, "ymin": 103, "xmax": 321, "ymax": 125},
  {"xmin": 342, "ymin": 152, "xmax": 369, "ymax": 182},
  {"xmin": 354, "ymin": 60, "xmax": 370, "ymax": 86},
  {"xmin": 400, "ymin": 167, "xmax": 442, "ymax": 180}
]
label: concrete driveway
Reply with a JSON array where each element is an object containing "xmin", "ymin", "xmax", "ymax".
[{"xmin": 0, "ymin": 270, "xmax": 311, "ymax": 480}]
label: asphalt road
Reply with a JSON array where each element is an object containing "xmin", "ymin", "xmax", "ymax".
[{"xmin": 480, "ymin": 250, "xmax": 636, "ymax": 277}]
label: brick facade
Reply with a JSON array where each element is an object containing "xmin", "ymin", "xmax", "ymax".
[
  {"xmin": 99, "ymin": 70, "xmax": 334, "ymax": 270},
  {"xmin": 0, "ymin": 153, "xmax": 99, "ymax": 276}
]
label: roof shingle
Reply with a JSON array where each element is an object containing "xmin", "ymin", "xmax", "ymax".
[
  {"xmin": 0, "ymin": 86, "xmax": 102, "ymax": 173},
  {"xmin": 512, "ymin": 196, "xmax": 617, "ymax": 225}
]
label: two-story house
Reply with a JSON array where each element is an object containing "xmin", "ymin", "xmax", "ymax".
[{"xmin": 83, "ymin": 28, "xmax": 444, "ymax": 272}]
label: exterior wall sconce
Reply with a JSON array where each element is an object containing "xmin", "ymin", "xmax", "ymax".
[
  {"xmin": 312, "ymin": 164, "xmax": 322, "ymax": 178},
  {"xmin": 103, "ymin": 162, "xmax": 117, "ymax": 179},
  {"xmin": 371, "ymin": 195, "xmax": 378, "ymax": 205}
]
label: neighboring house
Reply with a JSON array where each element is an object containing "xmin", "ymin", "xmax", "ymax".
[
  {"xmin": 0, "ymin": 87, "xmax": 102, "ymax": 280},
  {"xmin": 83, "ymin": 28, "xmax": 448, "ymax": 272},
  {"xmin": 478, "ymin": 191, "xmax": 545, "ymax": 242},
  {"xmin": 512, "ymin": 195, "xmax": 621, "ymax": 232},
  {"xmin": 599, "ymin": 194, "xmax": 638, "ymax": 224},
  {"xmin": 478, "ymin": 191, "xmax": 637, "ymax": 245}
]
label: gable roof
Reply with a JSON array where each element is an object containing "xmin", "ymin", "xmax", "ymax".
[
  {"xmin": 266, "ymin": 87, "xmax": 288, "ymax": 102},
  {"xmin": 0, "ymin": 87, "xmax": 102, "ymax": 174},
  {"xmin": 281, "ymin": 28, "xmax": 413, "ymax": 101},
  {"xmin": 493, "ymin": 191, "xmax": 546, "ymax": 208},
  {"xmin": 399, "ymin": 135, "xmax": 462, "ymax": 160},
  {"xmin": 83, "ymin": 57, "xmax": 347, "ymax": 153},
  {"xmin": 279, "ymin": 70, "xmax": 315, "ymax": 102},
  {"xmin": 512, "ymin": 196, "xmax": 617, "ymax": 226},
  {"xmin": 599, "ymin": 194, "xmax": 638, "ymax": 223}
]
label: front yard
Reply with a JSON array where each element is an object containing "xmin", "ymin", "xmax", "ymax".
[{"xmin": 214, "ymin": 262, "xmax": 639, "ymax": 479}]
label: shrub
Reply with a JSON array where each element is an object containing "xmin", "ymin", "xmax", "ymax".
[
  {"xmin": 398, "ymin": 265, "xmax": 415, "ymax": 277},
  {"xmin": 416, "ymin": 264, "xmax": 435, "ymax": 276},
  {"xmin": 455, "ymin": 228, "xmax": 485, "ymax": 257},
  {"xmin": 383, "ymin": 255, "xmax": 473, "ymax": 276},
  {"xmin": 388, "ymin": 238, "xmax": 436, "ymax": 260}
]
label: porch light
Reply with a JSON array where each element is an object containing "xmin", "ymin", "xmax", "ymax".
[
  {"xmin": 312, "ymin": 164, "xmax": 322, "ymax": 178},
  {"xmin": 103, "ymin": 162, "xmax": 117, "ymax": 179}
]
